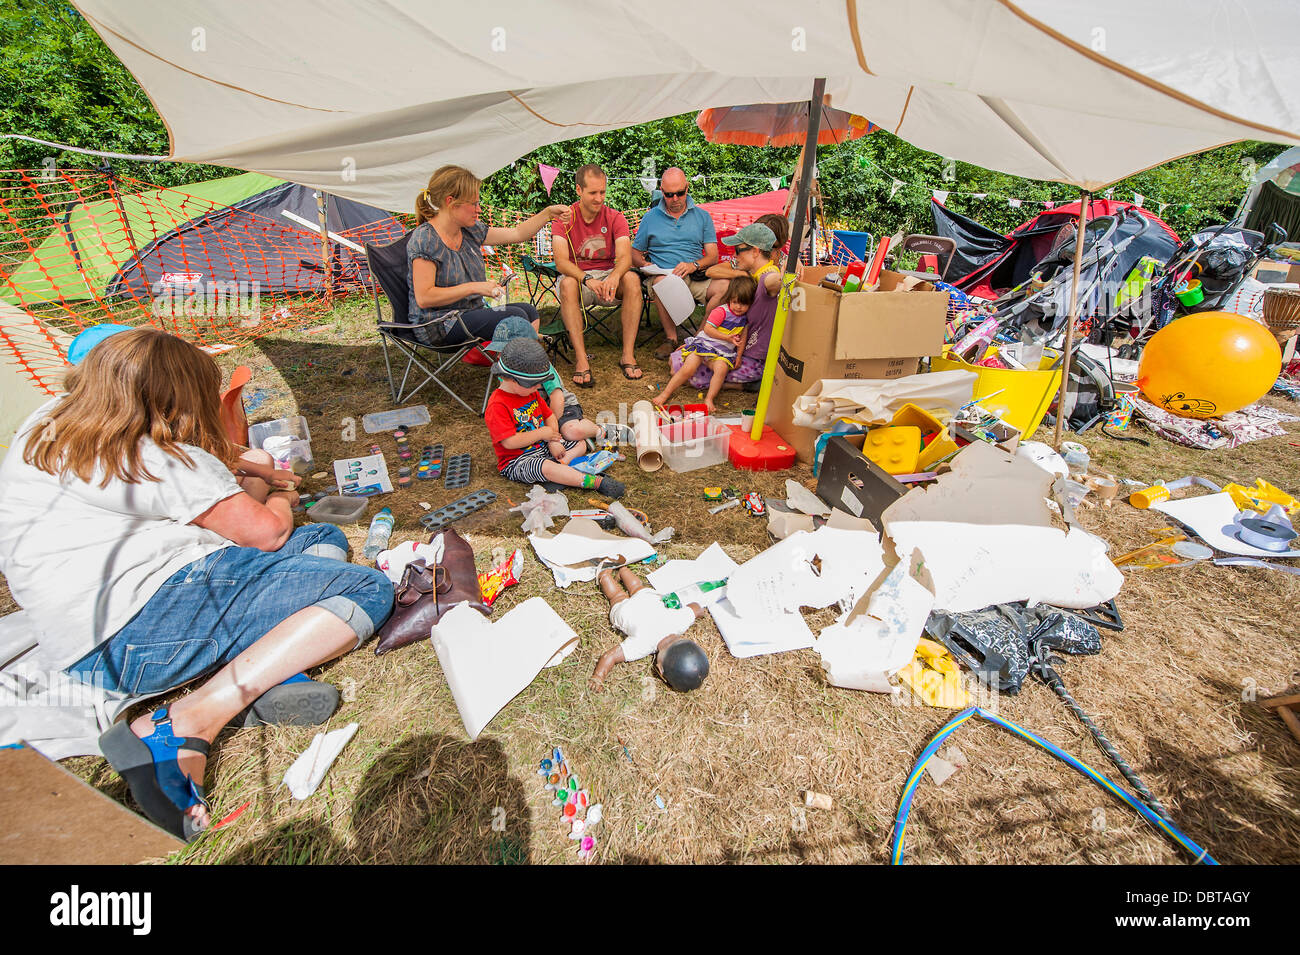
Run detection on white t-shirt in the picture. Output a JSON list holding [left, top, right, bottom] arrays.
[[0, 400, 243, 669]]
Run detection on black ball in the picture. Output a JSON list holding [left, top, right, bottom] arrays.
[[659, 640, 709, 692]]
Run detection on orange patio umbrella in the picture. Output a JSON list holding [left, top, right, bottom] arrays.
[[696, 101, 876, 148]]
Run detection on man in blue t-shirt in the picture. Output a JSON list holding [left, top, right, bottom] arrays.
[[631, 168, 719, 360]]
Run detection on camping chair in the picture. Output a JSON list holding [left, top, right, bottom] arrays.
[[896, 234, 957, 281], [365, 233, 494, 415], [518, 255, 574, 364]]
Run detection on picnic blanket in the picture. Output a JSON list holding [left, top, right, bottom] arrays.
[[1133, 397, 1300, 450]]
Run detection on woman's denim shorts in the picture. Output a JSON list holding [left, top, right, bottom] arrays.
[[66, 524, 393, 696]]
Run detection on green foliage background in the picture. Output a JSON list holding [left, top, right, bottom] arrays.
[[1, 0, 1287, 240]]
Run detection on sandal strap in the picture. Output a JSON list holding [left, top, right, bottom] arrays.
[[148, 707, 211, 757]]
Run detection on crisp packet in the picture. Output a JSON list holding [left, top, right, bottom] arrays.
[[478, 548, 523, 606]]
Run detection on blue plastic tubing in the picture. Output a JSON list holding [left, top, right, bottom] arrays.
[[890, 707, 1217, 865]]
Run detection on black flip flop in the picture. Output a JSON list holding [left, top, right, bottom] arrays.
[[572, 368, 595, 389], [619, 362, 644, 381]]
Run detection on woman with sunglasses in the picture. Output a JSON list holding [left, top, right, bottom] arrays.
[[409, 165, 572, 348]]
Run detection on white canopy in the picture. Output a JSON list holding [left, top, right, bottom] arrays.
[[76, 0, 1300, 211]]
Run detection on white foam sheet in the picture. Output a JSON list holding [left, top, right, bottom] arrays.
[[726, 526, 886, 620], [815, 551, 936, 693], [431, 598, 579, 740], [785, 479, 831, 517], [1153, 492, 1300, 559], [881, 442, 1123, 613], [709, 597, 816, 659], [529, 518, 657, 587]]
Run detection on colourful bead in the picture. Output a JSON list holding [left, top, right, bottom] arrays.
[[548, 773, 559, 786], [581, 837, 595, 852], [567, 775, 579, 790], [563, 803, 576, 817], [556, 788, 568, 802]]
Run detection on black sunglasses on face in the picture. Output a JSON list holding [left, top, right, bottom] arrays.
[[732, 244, 753, 254], [662, 189, 688, 198]]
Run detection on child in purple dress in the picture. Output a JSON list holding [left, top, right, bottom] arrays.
[[652, 275, 756, 414]]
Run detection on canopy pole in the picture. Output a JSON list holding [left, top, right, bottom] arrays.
[[750, 77, 826, 441], [1052, 191, 1091, 450], [316, 192, 333, 303]]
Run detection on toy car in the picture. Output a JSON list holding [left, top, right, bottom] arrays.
[[742, 492, 766, 516]]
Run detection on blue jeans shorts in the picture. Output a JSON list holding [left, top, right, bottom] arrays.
[[65, 524, 394, 696]]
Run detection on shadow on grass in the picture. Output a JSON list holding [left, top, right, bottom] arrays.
[[219, 734, 531, 864]]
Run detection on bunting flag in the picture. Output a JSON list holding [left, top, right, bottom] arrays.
[[769, 177, 782, 191], [1042, 200, 1054, 209], [1103, 187, 1115, 199], [538, 163, 561, 196], [1008, 198, 1022, 208], [932, 189, 949, 203], [890, 179, 903, 199], [640, 177, 657, 193], [692, 174, 706, 182], [971, 193, 986, 200], [1133, 193, 1145, 207], [1158, 202, 1169, 215]]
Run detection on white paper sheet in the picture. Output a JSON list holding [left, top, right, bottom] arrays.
[[640, 268, 697, 325], [1153, 492, 1300, 558], [785, 479, 831, 517], [816, 552, 936, 693], [708, 596, 816, 658], [529, 518, 657, 587], [646, 542, 737, 599], [282, 722, 359, 800], [431, 598, 579, 740], [726, 526, 885, 619]]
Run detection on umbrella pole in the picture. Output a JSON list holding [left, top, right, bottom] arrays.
[[750, 77, 825, 441], [1052, 190, 1091, 450]]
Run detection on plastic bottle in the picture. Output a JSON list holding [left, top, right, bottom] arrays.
[[362, 507, 395, 559], [661, 579, 728, 610]]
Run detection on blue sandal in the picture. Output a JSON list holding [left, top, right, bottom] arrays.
[[99, 706, 210, 842]]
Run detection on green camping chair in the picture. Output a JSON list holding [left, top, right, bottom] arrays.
[[365, 233, 494, 415]]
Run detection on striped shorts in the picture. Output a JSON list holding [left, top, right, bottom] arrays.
[[500, 440, 582, 484]]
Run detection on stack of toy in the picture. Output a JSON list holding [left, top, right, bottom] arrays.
[[539, 746, 603, 861]]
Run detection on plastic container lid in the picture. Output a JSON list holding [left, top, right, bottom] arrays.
[[306, 495, 368, 524]]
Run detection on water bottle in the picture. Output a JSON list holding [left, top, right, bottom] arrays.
[[363, 507, 395, 560], [661, 579, 728, 610]]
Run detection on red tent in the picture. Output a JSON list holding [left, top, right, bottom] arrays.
[[696, 189, 789, 253], [932, 198, 1179, 299]]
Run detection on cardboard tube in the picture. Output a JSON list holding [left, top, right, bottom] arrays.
[[631, 400, 663, 472]]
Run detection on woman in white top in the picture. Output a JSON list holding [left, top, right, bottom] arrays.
[[0, 328, 393, 840]]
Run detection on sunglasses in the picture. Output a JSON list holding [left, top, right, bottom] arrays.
[[661, 189, 688, 198], [732, 244, 753, 254]]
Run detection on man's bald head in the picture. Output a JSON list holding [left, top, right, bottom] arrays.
[[660, 168, 688, 192]]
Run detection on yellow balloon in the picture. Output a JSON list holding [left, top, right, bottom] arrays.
[[1137, 312, 1281, 419]]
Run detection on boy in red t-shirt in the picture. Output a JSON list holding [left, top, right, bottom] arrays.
[[484, 338, 625, 497]]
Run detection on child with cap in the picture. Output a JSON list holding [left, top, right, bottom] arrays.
[[484, 316, 628, 448], [485, 338, 626, 497], [651, 274, 756, 414]]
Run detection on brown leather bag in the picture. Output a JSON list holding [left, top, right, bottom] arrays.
[[374, 529, 489, 655]]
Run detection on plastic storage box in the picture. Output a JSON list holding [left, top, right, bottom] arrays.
[[306, 495, 368, 524], [657, 417, 731, 473], [248, 416, 313, 473]]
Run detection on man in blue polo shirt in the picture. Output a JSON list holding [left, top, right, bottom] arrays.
[[632, 168, 718, 361]]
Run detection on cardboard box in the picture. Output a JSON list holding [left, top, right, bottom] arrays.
[[1252, 259, 1300, 284], [768, 270, 948, 462]]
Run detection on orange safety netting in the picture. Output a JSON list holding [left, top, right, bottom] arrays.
[[1, 168, 845, 396]]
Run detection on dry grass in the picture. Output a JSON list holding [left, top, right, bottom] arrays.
[[6, 299, 1300, 865]]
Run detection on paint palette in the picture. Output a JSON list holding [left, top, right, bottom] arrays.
[[419, 489, 497, 531], [444, 453, 472, 490]]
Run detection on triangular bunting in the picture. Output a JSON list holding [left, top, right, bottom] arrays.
[[538, 163, 561, 196], [932, 189, 950, 203]]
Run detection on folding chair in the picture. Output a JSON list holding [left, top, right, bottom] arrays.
[[895, 234, 957, 281], [365, 233, 494, 415]]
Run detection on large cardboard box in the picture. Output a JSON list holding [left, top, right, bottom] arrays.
[[768, 269, 948, 461]]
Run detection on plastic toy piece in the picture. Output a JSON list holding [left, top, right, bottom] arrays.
[[741, 492, 766, 516], [418, 489, 497, 531], [444, 453, 472, 490], [362, 406, 431, 434], [861, 425, 923, 475]]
